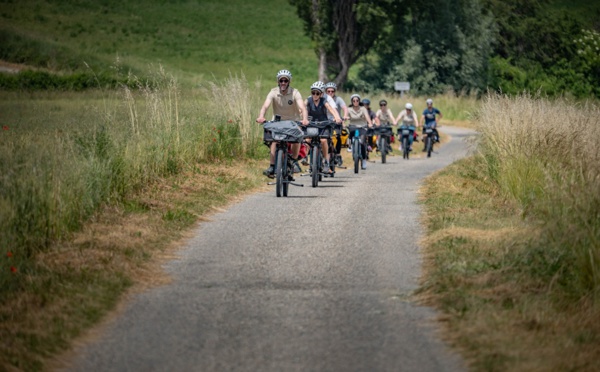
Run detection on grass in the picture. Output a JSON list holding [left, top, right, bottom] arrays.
[[0, 0, 317, 88], [418, 94, 600, 370]]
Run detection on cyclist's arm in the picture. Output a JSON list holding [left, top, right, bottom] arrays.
[[436, 110, 443, 124], [365, 108, 373, 128], [325, 102, 342, 123]]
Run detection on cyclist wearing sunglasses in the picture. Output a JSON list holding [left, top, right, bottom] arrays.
[[256, 69, 309, 177], [305, 81, 342, 173], [347, 93, 373, 169]]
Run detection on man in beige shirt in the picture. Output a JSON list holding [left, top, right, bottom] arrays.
[[256, 69, 309, 177]]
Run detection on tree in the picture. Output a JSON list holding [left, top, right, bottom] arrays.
[[289, 0, 393, 88]]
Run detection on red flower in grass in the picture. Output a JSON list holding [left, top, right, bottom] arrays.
[[10, 266, 17, 273], [6, 252, 12, 258], [2, 126, 8, 131], [228, 119, 233, 123], [212, 138, 216, 142], [212, 127, 216, 131]]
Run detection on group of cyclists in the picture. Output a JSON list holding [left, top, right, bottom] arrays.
[[256, 69, 442, 178]]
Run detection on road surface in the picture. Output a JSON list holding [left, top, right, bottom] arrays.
[[66, 127, 474, 372]]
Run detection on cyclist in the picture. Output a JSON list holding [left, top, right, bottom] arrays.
[[305, 81, 342, 173], [324, 82, 349, 157], [395, 103, 419, 152], [362, 98, 377, 152], [256, 69, 309, 178], [375, 99, 395, 152], [421, 98, 442, 145], [347, 94, 373, 169]]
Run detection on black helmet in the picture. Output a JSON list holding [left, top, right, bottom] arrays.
[[362, 98, 371, 105]]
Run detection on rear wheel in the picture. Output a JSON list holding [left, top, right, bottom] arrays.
[[275, 148, 284, 197], [403, 137, 409, 159], [283, 155, 289, 197], [311, 146, 320, 187]]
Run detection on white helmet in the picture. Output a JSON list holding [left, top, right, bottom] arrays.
[[350, 93, 361, 103], [405, 103, 413, 110], [276, 69, 292, 81], [310, 81, 325, 93], [426, 98, 433, 105], [324, 82, 337, 91]]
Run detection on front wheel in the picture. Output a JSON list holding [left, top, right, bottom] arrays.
[[311, 145, 320, 187], [426, 136, 432, 158], [379, 136, 387, 164], [275, 148, 284, 197], [403, 137, 409, 159]]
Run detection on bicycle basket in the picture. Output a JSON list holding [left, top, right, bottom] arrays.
[[374, 126, 393, 136], [263, 120, 304, 143], [305, 121, 333, 138]]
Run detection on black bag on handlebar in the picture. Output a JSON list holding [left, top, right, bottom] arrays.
[[304, 121, 335, 139], [347, 125, 367, 137], [263, 120, 305, 143], [374, 125, 393, 136]]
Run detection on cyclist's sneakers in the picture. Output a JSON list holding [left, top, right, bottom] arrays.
[[361, 159, 367, 169], [399, 145, 403, 151], [300, 157, 309, 166], [263, 165, 275, 178], [293, 160, 302, 173], [367, 145, 373, 152], [323, 159, 332, 173], [335, 154, 343, 166], [347, 146, 352, 152], [435, 137, 440, 143]]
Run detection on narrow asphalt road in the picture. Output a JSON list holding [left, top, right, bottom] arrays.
[[66, 127, 475, 372]]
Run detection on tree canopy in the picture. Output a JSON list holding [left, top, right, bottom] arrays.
[[290, 0, 600, 98]]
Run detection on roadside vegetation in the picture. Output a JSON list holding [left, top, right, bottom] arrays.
[[419, 94, 600, 370], [1, 0, 599, 370]]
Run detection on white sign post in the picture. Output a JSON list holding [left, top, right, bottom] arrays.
[[394, 81, 410, 98]]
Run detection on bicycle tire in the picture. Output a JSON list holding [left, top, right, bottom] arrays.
[[283, 154, 289, 197], [353, 137, 360, 174], [311, 145, 320, 187], [403, 137, 409, 159], [275, 148, 284, 197], [427, 136, 432, 158], [380, 137, 387, 164]]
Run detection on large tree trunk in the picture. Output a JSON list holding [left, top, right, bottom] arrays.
[[312, 0, 328, 82], [332, 0, 358, 89]]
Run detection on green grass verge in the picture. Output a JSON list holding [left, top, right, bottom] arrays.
[[419, 155, 600, 371]]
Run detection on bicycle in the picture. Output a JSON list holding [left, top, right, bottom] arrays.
[[398, 124, 415, 160], [263, 120, 305, 197], [348, 125, 368, 174], [423, 123, 435, 158], [374, 124, 393, 164], [303, 120, 335, 187]]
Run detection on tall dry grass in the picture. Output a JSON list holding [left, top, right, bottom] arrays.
[[0, 68, 264, 297], [476, 93, 600, 298]]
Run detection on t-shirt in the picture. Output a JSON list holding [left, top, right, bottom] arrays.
[[265, 87, 303, 121], [422, 107, 441, 125], [397, 109, 418, 127], [328, 96, 347, 121], [348, 106, 370, 127], [306, 97, 329, 121], [376, 109, 394, 125]]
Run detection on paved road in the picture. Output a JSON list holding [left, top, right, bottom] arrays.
[[66, 127, 474, 372]]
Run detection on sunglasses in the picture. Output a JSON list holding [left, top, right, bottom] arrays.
[[311, 91, 321, 96], [380, 104, 387, 106], [352, 99, 360, 102], [326, 89, 335, 93], [279, 79, 289, 83]]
